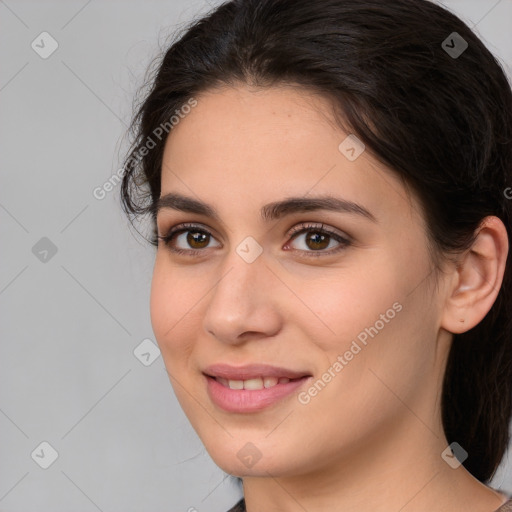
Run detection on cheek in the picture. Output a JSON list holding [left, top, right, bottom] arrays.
[[149, 256, 197, 366], [290, 252, 430, 394], [291, 258, 404, 347]]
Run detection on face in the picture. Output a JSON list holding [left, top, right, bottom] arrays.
[[150, 84, 448, 478]]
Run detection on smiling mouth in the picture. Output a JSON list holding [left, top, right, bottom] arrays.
[[209, 375, 307, 390], [204, 373, 312, 413]]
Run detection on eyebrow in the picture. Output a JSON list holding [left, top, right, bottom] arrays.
[[154, 192, 377, 223]]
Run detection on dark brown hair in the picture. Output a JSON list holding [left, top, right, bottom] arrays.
[[120, 0, 512, 483]]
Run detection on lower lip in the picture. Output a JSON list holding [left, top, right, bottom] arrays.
[[204, 374, 311, 413]]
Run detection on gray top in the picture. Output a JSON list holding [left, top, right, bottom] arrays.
[[496, 497, 512, 512], [226, 495, 512, 512]]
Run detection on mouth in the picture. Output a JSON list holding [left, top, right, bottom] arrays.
[[205, 375, 307, 390], [202, 363, 312, 413], [203, 362, 311, 381]]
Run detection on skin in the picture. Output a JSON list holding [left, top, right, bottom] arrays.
[[150, 84, 509, 512]]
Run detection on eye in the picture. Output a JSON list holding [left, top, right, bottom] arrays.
[[284, 222, 351, 258], [157, 222, 351, 258], [157, 223, 221, 257]]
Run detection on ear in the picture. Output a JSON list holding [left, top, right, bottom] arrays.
[[441, 216, 509, 334]]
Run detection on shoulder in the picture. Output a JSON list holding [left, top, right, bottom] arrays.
[[226, 497, 245, 512], [494, 495, 512, 512]]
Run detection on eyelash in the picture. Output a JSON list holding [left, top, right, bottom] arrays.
[[157, 222, 352, 259]]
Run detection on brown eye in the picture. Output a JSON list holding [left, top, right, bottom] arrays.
[[303, 231, 331, 251], [186, 231, 210, 249], [157, 223, 221, 255], [286, 223, 352, 258], [157, 222, 351, 259]]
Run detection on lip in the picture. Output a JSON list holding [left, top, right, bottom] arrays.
[[203, 363, 311, 380], [202, 363, 313, 413], [204, 374, 312, 413]]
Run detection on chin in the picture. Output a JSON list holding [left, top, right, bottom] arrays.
[[201, 436, 301, 478]]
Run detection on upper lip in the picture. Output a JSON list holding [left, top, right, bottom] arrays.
[[203, 363, 311, 380]]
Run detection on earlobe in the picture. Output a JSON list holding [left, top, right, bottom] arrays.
[[441, 216, 509, 334]]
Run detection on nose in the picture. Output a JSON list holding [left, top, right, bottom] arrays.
[[202, 248, 283, 345]]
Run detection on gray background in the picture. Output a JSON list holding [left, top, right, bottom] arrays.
[[0, 1, 511, 511]]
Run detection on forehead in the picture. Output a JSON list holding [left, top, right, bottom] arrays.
[[163, 84, 341, 169], [160, 84, 420, 229]]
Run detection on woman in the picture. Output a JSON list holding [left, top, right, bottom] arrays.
[[120, 0, 512, 510]]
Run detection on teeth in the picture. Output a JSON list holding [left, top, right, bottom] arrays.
[[215, 376, 296, 389], [264, 377, 279, 388], [228, 379, 244, 390], [243, 378, 264, 390]]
